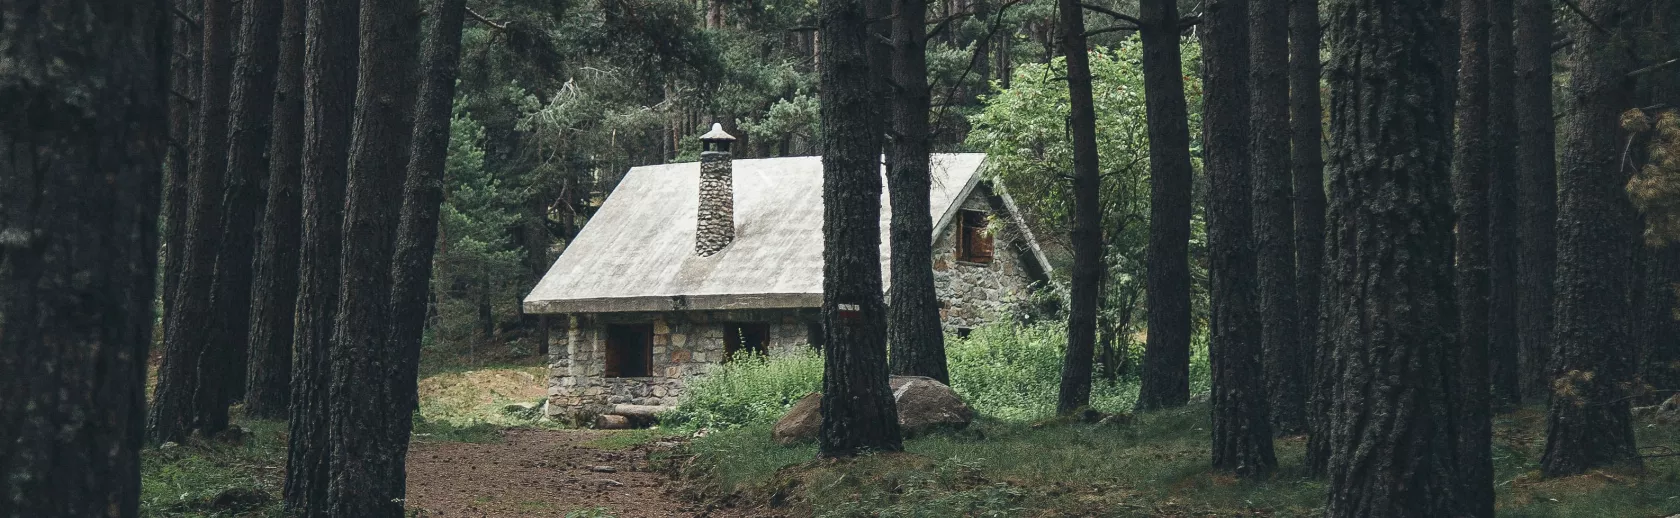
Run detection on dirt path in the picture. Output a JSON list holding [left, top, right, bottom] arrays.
[[406, 429, 743, 518]]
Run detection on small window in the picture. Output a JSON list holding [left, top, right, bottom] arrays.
[[724, 323, 771, 361], [956, 327, 974, 339], [957, 209, 994, 263], [604, 324, 653, 377], [806, 322, 826, 349]]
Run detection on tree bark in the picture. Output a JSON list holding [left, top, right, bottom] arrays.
[[1133, 0, 1194, 412], [325, 0, 421, 514], [1054, 0, 1102, 416], [1486, 0, 1521, 411], [887, 0, 950, 383], [1513, 0, 1556, 402], [163, 0, 203, 317], [1251, 0, 1303, 436], [1452, 0, 1494, 512], [1292, 0, 1331, 475], [283, 0, 358, 514], [818, 0, 904, 457], [244, 0, 307, 419], [1540, 0, 1641, 478], [1202, 0, 1276, 478], [217, 0, 285, 405], [1638, 245, 1680, 403], [1322, 0, 1462, 514], [0, 2, 167, 515], [387, 0, 469, 487], [150, 0, 239, 444]]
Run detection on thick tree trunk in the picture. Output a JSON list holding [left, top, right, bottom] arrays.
[[1486, 0, 1520, 410], [818, 0, 904, 457], [1251, 0, 1303, 436], [1322, 0, 1461, 514], [0, 2, 166, 515], [383, 0, 467, 503], [325, 0, 422, 515], [163, 0, 203, 316], [1639, 245, 1680, 402], [1540, 0, 1641, 478], [1513, 0, 1556, 402], [244, 0, 307, 419], [1452, 0, 1494, 512], [1292, 0, 1331, 475], [1054, 0, 1102, 416], [1202, 0, 1275, 478], [1133, 0, 1194, 412], [283, 0, 359, 514], [887, 0, 950, 383], [150, 0, 239, 444], [216, 0, 285, 405]]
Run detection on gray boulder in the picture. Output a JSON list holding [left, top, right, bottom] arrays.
[[770, 375, 975, 445]]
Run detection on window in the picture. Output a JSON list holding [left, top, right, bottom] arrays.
[[604, 324, 653, 377], [806, 322, 826, 349], [724, 323, 771, 361], [956, 327, 974, 339], [957, 209, 994, 263]]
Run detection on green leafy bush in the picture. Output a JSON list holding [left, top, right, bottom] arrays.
[[947, 324, 1137, 420], [662, 350, 824, 430]]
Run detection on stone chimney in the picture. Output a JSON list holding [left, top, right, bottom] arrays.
[[696, 123, 737, 256]]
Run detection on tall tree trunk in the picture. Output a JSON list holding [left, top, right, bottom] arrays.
[[1452, 0, 1494, 512], [283, 0, 359, 513], [1251, 0, 1303, 436], [217, 0, 285, 404], [887, 0, 950, 384], [1202, 0, 1275, 477], [1054, 0, 1102, 416], [163, 0, 203, 317], [818, 0, 904, 457], [0, 2, 166, 514], [1639, 245, 1680, 402], [1485, 0, 1520, 410], [385, 0, 467, 503], [326, 0, 421, 514], [1133, 0, 1194, 412], [1293, 0, 1332, 475], [1513, 0, 1556, 401], [1540, 0, 1641, 478], [150, 0, 239, 444], [244, 0, 307, 419], [1322, 0, 1461, 513]]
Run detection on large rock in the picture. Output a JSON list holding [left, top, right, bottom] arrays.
[[771, 376, 975, 445]]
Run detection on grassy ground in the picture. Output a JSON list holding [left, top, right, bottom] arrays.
[[674, 404, 1680, 517]]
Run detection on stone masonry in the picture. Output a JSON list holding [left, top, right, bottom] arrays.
[[695, 150, 735, 256]]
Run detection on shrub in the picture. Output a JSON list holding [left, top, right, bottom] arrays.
[[662, 350, 823, 430], [946, 323, 1137, 420]]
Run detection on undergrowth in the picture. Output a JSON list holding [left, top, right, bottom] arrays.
[[140, 419, 287, 517]]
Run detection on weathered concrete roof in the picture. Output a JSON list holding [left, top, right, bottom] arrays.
[[523, 153, 1049, 314]]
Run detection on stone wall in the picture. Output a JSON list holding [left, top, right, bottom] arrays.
[[695, 150, 735, 256], [931, 187, 1041, 331], [546, 308, 816, 420]]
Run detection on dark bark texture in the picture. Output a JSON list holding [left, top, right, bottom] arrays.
[[886, 0, 949, 384], [163, 0, 202, 317], [1054, 0, 1102, 416], [150, 0, 239, 444], [0, 2, 167, 515], [216, 0, 284, 405], [1321, 0, 1462, 514], [818, 0, 905, 457], [1452, 0, 1494, 512], [1638, 245, 1680, 402], [325, 0, 422, 515], [386, 0, 469, 491], [283, 0, 359, 513], [1133, 0, 1194, 412], [1513, 0, 1556, 401], [1485, 0, 1521, 410], [1202, 0, 1276, 478], [1540, 0, 1641, 478], [1251, 0, 1303, 436], [1293, 0, 1332, 474], [244, 0, 307, 419]]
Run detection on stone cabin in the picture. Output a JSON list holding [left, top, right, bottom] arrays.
[[522, 125, 1053, 421]]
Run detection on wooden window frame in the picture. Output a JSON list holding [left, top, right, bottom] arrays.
[[724, 322, 771, 361], [956, 209, 995, 264], [604, 324, 654, 378]]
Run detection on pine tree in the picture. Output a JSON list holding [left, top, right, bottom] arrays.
[[1486, 0, 1521, 410], [0, 2, 167, 514], [1513, 0, 1556, 401], [886, 0, 949, 383], [1452, 0, 1495, 512], [1134, 0, 1195, 412], [1053, 0, 1103, 416], [1251, 0, 1303, 436], [245, 0, 307, 419], [1294, 0, 1333, 475]]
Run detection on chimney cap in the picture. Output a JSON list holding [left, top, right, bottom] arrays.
[[699, 123, 736, 143]]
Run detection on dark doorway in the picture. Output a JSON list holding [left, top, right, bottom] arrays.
[[605, 324, 653, 377], [724, 323, 771, 361]]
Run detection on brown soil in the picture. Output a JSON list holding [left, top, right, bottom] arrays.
[[406, 429, 750, 518]]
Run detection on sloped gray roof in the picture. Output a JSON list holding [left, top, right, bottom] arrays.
[[523, 153, 1047, 314]]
